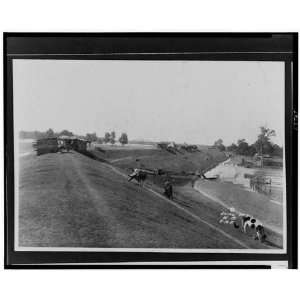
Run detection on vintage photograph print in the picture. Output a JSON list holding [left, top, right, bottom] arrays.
[[14, 59, 287, 253]]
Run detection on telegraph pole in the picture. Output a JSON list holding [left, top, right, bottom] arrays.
[[260, 141, 263, 168]]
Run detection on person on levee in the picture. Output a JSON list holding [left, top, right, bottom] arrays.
[[163, 180, 173, 200]]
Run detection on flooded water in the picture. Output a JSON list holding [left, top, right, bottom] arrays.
[[204, 158, 284, 203]]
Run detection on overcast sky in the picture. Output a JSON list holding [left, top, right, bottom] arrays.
[[13, 59, 284, 146]]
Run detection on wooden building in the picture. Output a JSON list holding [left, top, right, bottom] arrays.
[[71, 138, 88, 152], [33, 138, 59, 155]]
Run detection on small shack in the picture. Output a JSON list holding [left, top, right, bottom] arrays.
[[33, 137, 59, 155], [71, 138, 89, 152], [58, 135, 74, 151]]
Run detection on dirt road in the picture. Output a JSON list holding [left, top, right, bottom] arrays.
[[18, 151, 279, 249]]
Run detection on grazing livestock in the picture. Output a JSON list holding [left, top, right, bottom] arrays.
[[240, 215, 267, 242]]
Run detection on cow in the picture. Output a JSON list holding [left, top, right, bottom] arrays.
[[239, 215, 267, 242]]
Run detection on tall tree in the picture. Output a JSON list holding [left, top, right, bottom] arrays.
[[86, 132, 97, 142], [214, 138, 225, 151], [255, 126, 276, 167], [255, 126, 276, 155], [104, 132, 111, 143], [214, 138, 223, 147], [236, 139, 249, 155], [59, 129, 73, 137], [271, 144, 283, 157], [110, 131, 116, 145], [97, 137, 104, 144], [45, 128, 55, 138], [227, 143, 238, 152], [119, 133, 128, 146]]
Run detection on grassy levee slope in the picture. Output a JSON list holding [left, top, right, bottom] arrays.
[[87, 146, 282, 249], [18, 150, 272, 249], [91, 146, 226, 183]]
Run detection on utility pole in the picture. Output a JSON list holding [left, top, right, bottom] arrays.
[[260, 141, 263, 168]]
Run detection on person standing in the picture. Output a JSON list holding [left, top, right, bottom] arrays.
[[164, 180, 173, 200]]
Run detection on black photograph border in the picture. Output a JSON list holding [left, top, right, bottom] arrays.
[[3, 33, 298, 269]]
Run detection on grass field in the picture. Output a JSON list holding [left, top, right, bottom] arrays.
[[91, 145, 226, 176], [17, 142, 283, 250]]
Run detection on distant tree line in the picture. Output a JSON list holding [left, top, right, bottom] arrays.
[[19, 129, 73, 140], [214, 126, 283, 157], [20, 129, 129, 146], [100, 131, 128, 145]]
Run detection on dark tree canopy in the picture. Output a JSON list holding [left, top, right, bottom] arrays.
[[119, 133, 128, 145], [59, 129, 73, 137], [214, 138, 225, 151], [227, 143, 238, 152], [226, 126, 282, 157], [86, 132, 97, 142], [45, 128, 55, 138], [97, 137, 104, 144], [110, 131, 116, 144], [104, 132, 111, 143], [236, 139, 249, 155], [214, 139, 223, 147], [254, 126, 276, 155]]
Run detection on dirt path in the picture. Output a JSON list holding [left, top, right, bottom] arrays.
[[110, 154, 153, 163], [109, 156, 133, 163]]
